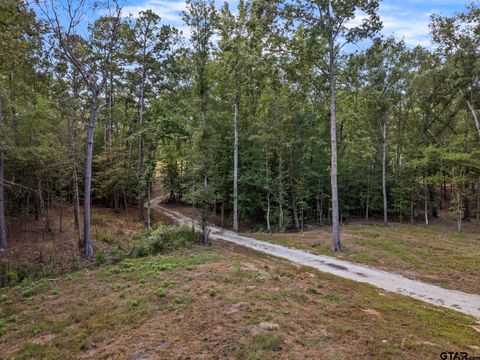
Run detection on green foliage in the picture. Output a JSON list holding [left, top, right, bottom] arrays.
[[126, 299, 139, 308], [155, 288, 167, 298], [135, 225, 200, 257], [94, 251, 108, 265]]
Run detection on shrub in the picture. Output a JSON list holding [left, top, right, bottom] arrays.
[[126, 299, 139, 308], [156, 288, 166, 298], [94, 250, 108, 265], [135, 225, 200, 257], [172, 297, 183, 305]]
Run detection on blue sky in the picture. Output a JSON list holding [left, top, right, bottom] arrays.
[[120, 0, 470, 47]]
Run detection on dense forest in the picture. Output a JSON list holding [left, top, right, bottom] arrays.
[[0, 0, 479, 257]]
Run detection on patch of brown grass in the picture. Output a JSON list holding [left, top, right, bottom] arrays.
[[250, 224, 480, 294], [0, 243, 478, 359]]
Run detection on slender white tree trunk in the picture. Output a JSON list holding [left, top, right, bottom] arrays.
[[424, 183, 429, 225], [266, 156, 271, 232], [382, 117, 388, 225], [138, 65, 146, 221], [457, 188, 463, 233], [84, 93, 98, 258], [476, 176, 480, 226], [329, 35, 340, 251], [233, 103, 239, 232], [147, 183, 151, 229]]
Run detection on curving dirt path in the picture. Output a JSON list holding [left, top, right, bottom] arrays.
[[151, 198, 480, 320]]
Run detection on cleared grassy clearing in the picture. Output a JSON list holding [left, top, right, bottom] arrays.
[[249, 224, 480, 294], [1, 243, 479, 359]]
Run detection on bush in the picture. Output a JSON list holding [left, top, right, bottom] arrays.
[[155, 288, 166, 298], [94, 251, 108, 265], [135, 225, 200, 257]]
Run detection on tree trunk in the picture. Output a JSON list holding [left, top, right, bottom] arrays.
[[9, 72, 18, 144], [457, 188, 463, 233], [463, 196, 470, 221], [316, 191, 322, 225], [277, 154, 285, 232], [37, 177, 48, 240], [424, 183, 429, 225], [68, 111, 82, 245], [83, 94, 98, 258], [220, 201, 224, 228], [410, 193, 414, 224], [233, 103, 239, 232], [266, 156, 271, 232], [0, 95, 7, 250], [382, 116, 388, 225], [443, 178, 447, 200], [290, 146, 300, 231], [147, 183, 151, 229], [266, 191, 271, 232], [291, 192, 300, 231], [476, 176, 480, 226], [328, 33, 340, 251], [138, 65, 146, 221], [467, 100, 480, 143]]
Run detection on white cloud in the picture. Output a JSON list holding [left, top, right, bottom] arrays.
[[377, 0, 463, 48], [122, 0, 187, 22], [381, 12, 433, 47]]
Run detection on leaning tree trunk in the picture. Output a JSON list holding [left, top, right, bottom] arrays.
[[467, 100, 480, 142], [382, 116, 388, 225], [329, 36, 340, 252], [233, 103, 239, 232], [0, 95, 7, 250], [83, 94, 98, 258]]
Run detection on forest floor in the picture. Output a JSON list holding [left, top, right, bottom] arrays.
[[1, 243, 480, 360], [2, 203, 480, 358], [0, 206, 146, 285]]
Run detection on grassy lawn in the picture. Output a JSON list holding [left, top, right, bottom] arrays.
[[249, 224, 480, 294], [1, 243, 479, 359]]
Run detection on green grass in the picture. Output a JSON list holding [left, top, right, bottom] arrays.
[[250, 224, 480, 293], [0, 245, 478, 359]]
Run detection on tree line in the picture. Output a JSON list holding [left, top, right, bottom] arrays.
[[0, 0, 478, 257]]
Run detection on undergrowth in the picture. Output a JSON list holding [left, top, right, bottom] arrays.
[[0, 224, 200, 288], [135, 224, 200, 257]]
